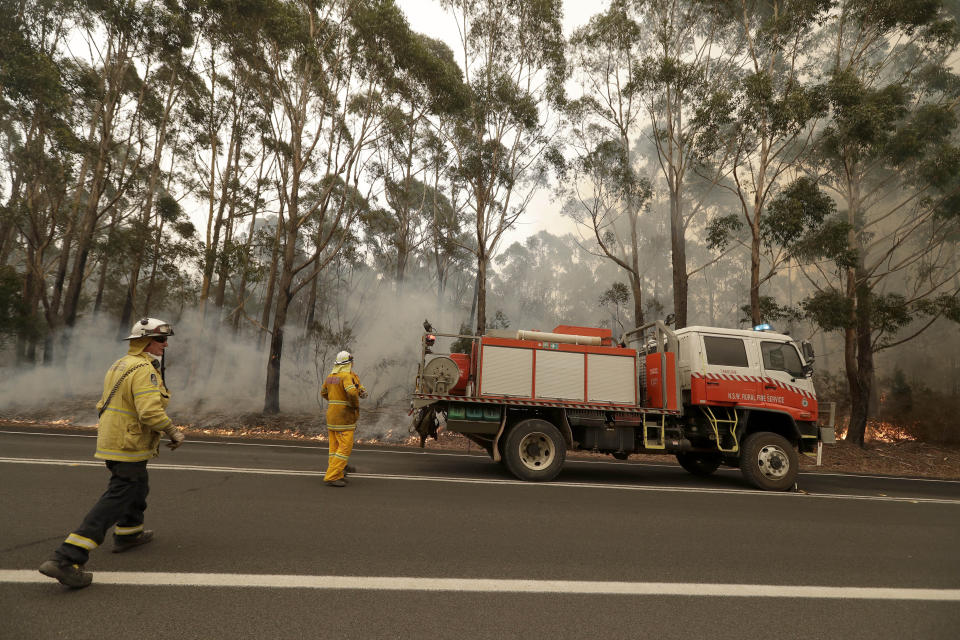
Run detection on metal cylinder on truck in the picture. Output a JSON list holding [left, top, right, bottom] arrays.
[[514, 330, 602, 346]]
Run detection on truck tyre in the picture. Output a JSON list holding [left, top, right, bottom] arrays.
[[503, 419, 566, 482], [675, 452, 721, 476], [739, 432, 798, 491]]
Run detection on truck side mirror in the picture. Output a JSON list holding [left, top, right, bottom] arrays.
[[801, 341, 815, 362]]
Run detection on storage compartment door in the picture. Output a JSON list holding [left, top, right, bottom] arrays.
[[535, 350, 585, 401], [587, 354, 636, 404], [480, 346, 533, 397]]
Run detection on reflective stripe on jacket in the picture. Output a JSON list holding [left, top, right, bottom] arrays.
[[95, 349, 172, 462], [321, 371, 362, 430]]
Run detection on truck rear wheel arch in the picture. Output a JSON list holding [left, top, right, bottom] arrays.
[[503, 408, 572, 446]]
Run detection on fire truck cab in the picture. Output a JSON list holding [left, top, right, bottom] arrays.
[[410, 321, 834, 491]]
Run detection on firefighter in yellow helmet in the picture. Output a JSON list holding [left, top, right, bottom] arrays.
[[39, 317, 185, 588], [321, 350, 367, 487]]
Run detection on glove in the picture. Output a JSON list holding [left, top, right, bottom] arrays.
[[358, 386, 368, 399], [164, 427, 185, 450]]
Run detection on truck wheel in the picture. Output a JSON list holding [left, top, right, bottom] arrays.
[[675, 452, 721, 476], [739, 432, 798, 491], [503, 419, 566, 482]]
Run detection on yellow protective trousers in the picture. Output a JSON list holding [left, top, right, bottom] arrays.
[[324, 429, 355, 481]]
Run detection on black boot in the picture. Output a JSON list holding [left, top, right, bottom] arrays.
[[112, 529, 154, 553], [39, 559, 93, 589]]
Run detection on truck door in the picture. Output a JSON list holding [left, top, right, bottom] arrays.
[[759, 340, 815, 420], [699, 334, 760, 405]]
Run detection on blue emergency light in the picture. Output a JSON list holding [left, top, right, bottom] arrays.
[[753, 323, 773, 331]]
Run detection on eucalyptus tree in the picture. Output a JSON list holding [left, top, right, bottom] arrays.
[[565, 3, 649, 326], [439, 0, 566, 335], [705, 0, 831, 326], [117, 0, 202, 331], [561, 133, 653, 326], [490, 231, 576, 323], [366, 33, 466, 289], [417, 126, 472, 305], [59, 0, 160, 333], [220, 0, 443, 413], [0, 0, 79, 360], [799, 0, 960, 445], [627, 0, 737, 329]]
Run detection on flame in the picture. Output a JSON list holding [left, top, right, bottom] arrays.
[[835, 420, 918, 443]]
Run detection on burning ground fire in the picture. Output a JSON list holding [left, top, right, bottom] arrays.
[[835, 420, 918, 443], [190, 425, 424, 447]]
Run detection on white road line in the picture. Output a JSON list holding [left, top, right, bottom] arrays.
[[1, 570, 957, 600], [2, 456, 958, 505], [4, 429, 957, 483], [0, 430, 485, 459]]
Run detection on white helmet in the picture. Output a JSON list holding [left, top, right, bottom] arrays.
[[335, 350, 353, 365], [123, 317, 175, 340]]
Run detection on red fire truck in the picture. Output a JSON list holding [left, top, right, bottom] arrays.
[[410, 321, 835, 491]]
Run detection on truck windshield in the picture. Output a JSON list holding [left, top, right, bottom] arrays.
[[761, 342, 804, 378]]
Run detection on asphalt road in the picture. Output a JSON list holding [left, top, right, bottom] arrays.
[[1, 426, 958, 640]]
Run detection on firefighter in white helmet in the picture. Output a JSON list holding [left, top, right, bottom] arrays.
[[39, 317, 185, 588], [320, 350, 367, 487]]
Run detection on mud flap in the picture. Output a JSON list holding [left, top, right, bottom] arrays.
[[411, 407, 440, 447]]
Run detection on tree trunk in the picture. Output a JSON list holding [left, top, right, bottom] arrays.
[[263, 220, 297, 414], [258, 207, 284, 350], [62, 147, 110, 328], [120, 68, 178, 330], [670, 195, 688, 328], [475, 253, 487, 335], [749, 219, 762, 325], [845, 268, 873, 445], [232, 209, 259, 334], [142, 213, 165, 315], [629, 272, 644, 327], [17, 250, 41, 364], [62, 38, 130, 331], [0, 217, 14, 266], [305, 260, 319, 330], [93, 256, 108, 315], [263, 275, 290, 414]]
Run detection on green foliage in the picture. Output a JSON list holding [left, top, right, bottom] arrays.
[[802, 289, 853, 331], [762, 177, 836, 249], [599, 282, 630, 308], [803, 289, 959, 342], [887, 366, 913, 415], [870, 293, 912, 340], [706, 213, 743, 251], [450, 322, 475, 354], [0, 266, 29, 343], [914, 293, 960, 323], [739, 295, 802, 326], [791, 215, 858, 269], [578, 139, 652, 206]]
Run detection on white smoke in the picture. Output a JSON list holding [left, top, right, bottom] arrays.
[[0, 275, 464, 440]]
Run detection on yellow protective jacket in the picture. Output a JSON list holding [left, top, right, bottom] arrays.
[[94, 339, 173, 462], [321, 365, 364, 431]]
